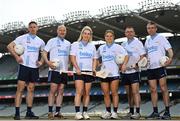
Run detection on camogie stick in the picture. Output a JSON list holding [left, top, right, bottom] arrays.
[[60, 70, 109, 79]]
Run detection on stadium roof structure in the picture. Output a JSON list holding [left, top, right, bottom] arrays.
[[0, 0, 180, 53]]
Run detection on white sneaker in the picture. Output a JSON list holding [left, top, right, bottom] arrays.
[[131, 112, 141, 119], [101, 111, 111, 119], [83, 112, 90, 120], [75, 112, 83, 120], [111, 112, 118, 119]]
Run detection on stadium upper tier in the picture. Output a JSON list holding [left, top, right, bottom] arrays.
[[0, 0, 180, 53]]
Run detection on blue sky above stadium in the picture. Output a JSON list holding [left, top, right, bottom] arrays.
[[0, 0, 179, 27]]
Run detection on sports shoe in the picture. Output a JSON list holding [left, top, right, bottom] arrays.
[[25, 111, 39, 119], [82, 112, 90, 120], [146, 112, 160, 119], [75, 112, 83, 120], [54, 112, 64, 119], [131, 112, 141, 119], [48, 112, 54, 120], [13, 115, 20, 120], [101, 111, 111, 119], [161, 111, 171, 120], [111, 112, 118, 119]]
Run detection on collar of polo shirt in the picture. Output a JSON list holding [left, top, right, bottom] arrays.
[[28, 33, 36, 39]]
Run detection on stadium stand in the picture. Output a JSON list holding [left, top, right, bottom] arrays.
[[169, 37, 180, 65], [0, 55, 18, 80]]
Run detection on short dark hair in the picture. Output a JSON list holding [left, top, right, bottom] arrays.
[[147, 21, 157, 27], [125, 25, 134, 30], [104, 30, 115, 37], [28, 21, 37, 26]]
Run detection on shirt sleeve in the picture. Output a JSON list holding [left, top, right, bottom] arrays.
[[44, 39, 52, 52], [13, 36, 22, 45], [40, 40, 45, 52], [67, 42, 71, 55], [70, 42, 77, 56], [119, 45, 128, 56], [161, 36, 172, 50]]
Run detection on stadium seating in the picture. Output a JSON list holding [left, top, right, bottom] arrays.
[[169, 38, 180, 65], [0, 55, 18, 80]]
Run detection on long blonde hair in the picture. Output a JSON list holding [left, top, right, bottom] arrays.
[[77, 26, 93, 42]]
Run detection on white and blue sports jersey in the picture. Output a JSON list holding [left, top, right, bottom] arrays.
[[145, 33, 172, 69], [122, 37, 146, 74], [97, 43, 128, 77], [70, 41, 97, 71], [14, 33, 45, 68], [44, 37, 71, 72]]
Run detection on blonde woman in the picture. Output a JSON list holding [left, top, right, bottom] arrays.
[[70, 26, 97, 120], [97, 30, 128, 119]]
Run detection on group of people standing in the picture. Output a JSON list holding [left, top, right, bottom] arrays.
[[7, 21, 173, 120]]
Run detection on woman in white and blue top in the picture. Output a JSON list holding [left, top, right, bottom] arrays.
[[70, 26, 97, 120], [97, 30, 128, 119]]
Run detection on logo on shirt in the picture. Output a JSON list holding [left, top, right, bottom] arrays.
[[58, 49, 68, 56], [27, 46, 39, 52], [79, 51, 92, 59], [102, 55, 114, 62]]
